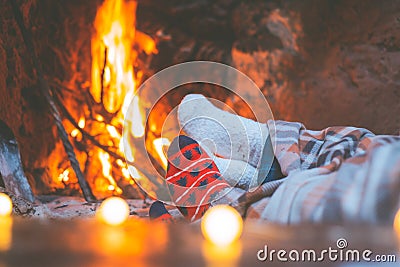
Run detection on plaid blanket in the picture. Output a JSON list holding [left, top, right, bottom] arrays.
[[227, 121, 400, 224]]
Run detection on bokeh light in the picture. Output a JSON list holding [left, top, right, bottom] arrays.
[[201, 205, 243, 246], [0, 193, 12, 217], [0, 216, 12, 252], [97, 197, 130, 226]]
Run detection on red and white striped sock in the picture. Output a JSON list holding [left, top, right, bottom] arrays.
[[165, 135, 230, 222]]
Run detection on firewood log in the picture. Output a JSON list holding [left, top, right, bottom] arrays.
[[0, 120, 35, 202]]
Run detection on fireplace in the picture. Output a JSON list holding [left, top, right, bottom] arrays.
[[1, 0, 400, 204]]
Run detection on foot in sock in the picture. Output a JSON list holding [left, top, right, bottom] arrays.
[[177, 94, 269, 168], [165, 135, 231, 222], [149, 201, 174, 222]]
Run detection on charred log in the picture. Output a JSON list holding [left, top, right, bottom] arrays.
[[0, 120, 34, 202]]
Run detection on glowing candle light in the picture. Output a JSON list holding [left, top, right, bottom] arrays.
[[97, 197, 130, 226], [201, 205, 243, 246], [0, 193, 12, 217]]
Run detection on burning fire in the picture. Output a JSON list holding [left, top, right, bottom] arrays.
[[153, 138, 171, 169], [58, 0, 170, 197]]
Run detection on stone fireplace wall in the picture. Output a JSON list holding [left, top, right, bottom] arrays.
[[1, 0, 399, 194]]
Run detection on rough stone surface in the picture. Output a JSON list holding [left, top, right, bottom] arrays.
[[140, 0, 400, 134], [0, 0, 101, 194], [0, 187, 34, 216], [230, 0, 400, 134]]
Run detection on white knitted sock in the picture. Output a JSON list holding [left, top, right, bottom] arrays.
[[177, 94, 268, 168], [213, 157, 258, 190]]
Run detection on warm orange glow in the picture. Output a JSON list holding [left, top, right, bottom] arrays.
[[150, 123, 157, 132], [0, 217, 12, 252], [88, 0, 158, 194], [58, 169, 70, 183], [97, 220, 168, 258], [201, 205, 243, 246], [91, 0, 136, 113], [125, 95, 145, 138], [108, 185, 115, 191], [0, 193, 12, 217], [153, 137, 171, 169], [128, 166, 141, 179], [97, 197, 130, 226], [99, 151, 122, 194], [122, 167, 131, 180], [95, 114, 104, 122], [70, 129, 79, 138], [116, 159, 124, 166], [91, 0, 151, 139], [394, 209, 400, 236], [135, 31, 158, 55], [78, 117, 85, 128], [57, 0, 160, 196], [70, 118, 84, 141], [104, 65, 111, 86], [99, 151, 112, 178], [106, 125, 121, 139], [202, 240, 242, 267]]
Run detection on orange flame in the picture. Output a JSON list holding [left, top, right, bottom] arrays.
[[59, 0, 161, 197], [88, 0, 158, 195], [99, 151, 122, 194], [91, 0, 137, 113], [91, 0, 138, 192], [153, 138, 171, 169], [91, 0, 149, 141]]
